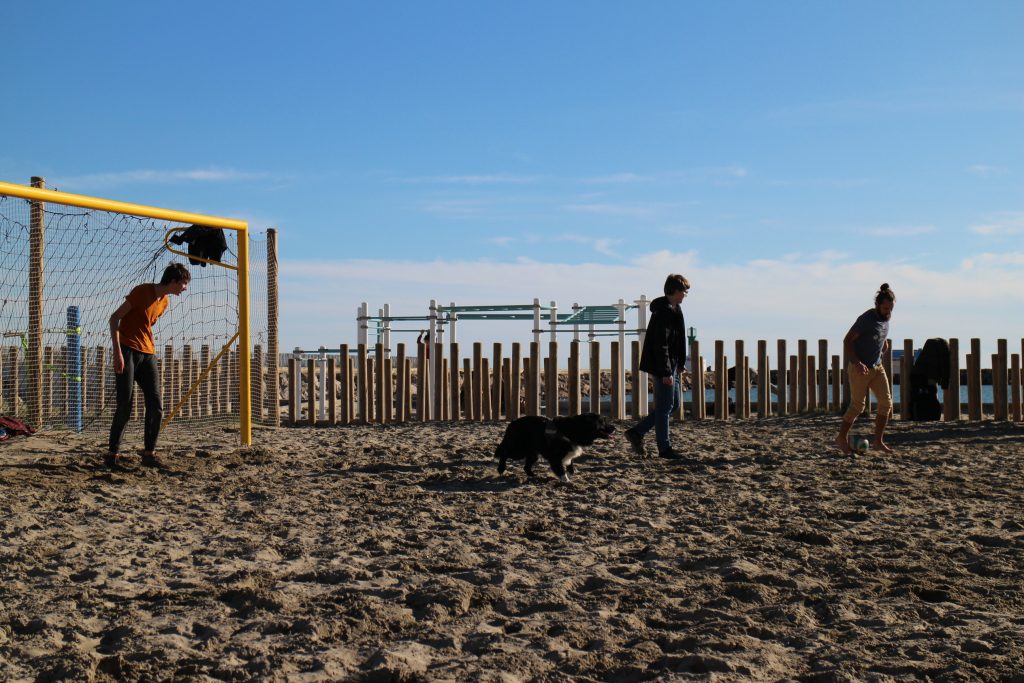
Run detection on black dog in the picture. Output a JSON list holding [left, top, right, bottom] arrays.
[[495, 413, 616, 482]]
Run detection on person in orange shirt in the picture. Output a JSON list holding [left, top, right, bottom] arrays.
[[106, 263, 190, 471]]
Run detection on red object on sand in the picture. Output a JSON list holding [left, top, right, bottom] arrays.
[[0, 416, 36, 440]]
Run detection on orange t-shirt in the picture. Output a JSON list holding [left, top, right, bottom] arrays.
[[118, 284, 169, 355]]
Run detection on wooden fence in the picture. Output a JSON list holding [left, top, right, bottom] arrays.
[[281, 337, 1024, 426], [0, 342, 280, 429]]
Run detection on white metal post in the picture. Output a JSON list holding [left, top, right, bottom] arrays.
[[549, 300, 557, 343], [449, 301, 457, 344], [358, 302, 368, 347], [617, 298, 627, 418], [428, 299, 437, 346], [382, 304, 391, 360], [533, 298, 541, 346], [572, 303, 580, 343], [636, 294, 649, 417]]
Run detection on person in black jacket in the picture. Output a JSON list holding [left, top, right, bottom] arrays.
[[624, 274, 690, 459]]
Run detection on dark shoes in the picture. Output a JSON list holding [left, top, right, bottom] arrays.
[[624, 428, 645, 456], [140, 452, 165, 469], [105, 452, 136, 472], [658, 447, 683, 460]]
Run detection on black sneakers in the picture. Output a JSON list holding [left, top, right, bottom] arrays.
[[624, 428, 645, 456], [140, 453, 165, 469], [657, 447, 683, 460]]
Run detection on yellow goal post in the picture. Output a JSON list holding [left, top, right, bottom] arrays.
[[0, 180, 253, 446]]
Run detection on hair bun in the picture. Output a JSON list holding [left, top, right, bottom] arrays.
[[880, 283, 890, 291]]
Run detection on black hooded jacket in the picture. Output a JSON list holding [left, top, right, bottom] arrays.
[[169, 225, 228, 267], [639, 296, 687, 377]]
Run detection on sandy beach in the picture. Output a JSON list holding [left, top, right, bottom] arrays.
[[1, 416, 1022, 681]]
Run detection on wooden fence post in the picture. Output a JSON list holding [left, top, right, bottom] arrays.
[[788, 355, 798, 415], [416, 342, 427, 421], [831, 355, 841, 413], [510, 343, 522, 421], [528, 342, 540, 417], [568, 341, 580, 416], [969, 338, 982, 420], [690, 340, 703, 420], [546, 341, 558, 418], [462, 358, 473, 421], [433, 343, 444, 421], [449, 342, 461, 422], [776, 340, 787, 416], [306, 357, 316, 426], [944, 338, 960, 421], [797, 340, 808, 413], [630, 340, 641, 419], [287, 357, 297, 425], [610, 342, 621, 419], [995, 339, 1008, 421], [491, 343, 503, 420], [1011, 353, 1022, 423], [481, 358, 491, 419], [473, 342, 484, 421], [327, 357, 337, 424], [817, 340, 828, 411], [589, 341, 600, 415], [734, 340, 745, 418], [807, 356, 817, 413], [757, 340, 769, 418], [395, 343, 406, 423], [404, 358, 413, 419], [714, 341, 725, 420], [502, 358, 511, 421]]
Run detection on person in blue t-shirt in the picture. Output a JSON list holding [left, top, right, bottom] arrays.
[[835, 283, 896, 456]]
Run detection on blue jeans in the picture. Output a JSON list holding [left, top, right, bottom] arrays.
[[632, 372, 678, 453]]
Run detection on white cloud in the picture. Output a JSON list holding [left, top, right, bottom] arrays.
[[563, 203, 657, 218], [766, 177, 874, 189], [401, 174, 538, 185], [864, 225, 936, 237], [53, 168, 274, 191], [969, 212, 1024, 236], [961, 252, 1024, 269], [278, 251, 1024, 360], [581, 166, 747, 185], [421, 199, 490, 217], [966, 164, 1008, 177]]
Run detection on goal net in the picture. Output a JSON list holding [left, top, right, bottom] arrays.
[[0, 180, 271, 446]]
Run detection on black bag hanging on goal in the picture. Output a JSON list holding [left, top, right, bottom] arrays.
[[909, 338, 950, 421], [169, 225, 228, 266]]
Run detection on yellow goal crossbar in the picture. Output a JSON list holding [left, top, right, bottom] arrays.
[[0, 180, 252, 446]]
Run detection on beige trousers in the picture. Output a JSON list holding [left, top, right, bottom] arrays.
[[843, 362, 892, 422]]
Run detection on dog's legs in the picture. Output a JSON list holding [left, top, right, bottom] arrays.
[[525, 452, 539, 477], [558, 445, 583, 483], [497, 453, 508, 474]]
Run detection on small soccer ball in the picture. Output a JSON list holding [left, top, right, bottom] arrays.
[[855, 438, 870, 454]]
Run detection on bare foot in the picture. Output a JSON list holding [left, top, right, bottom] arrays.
[[835, 436, 854, 456], [873, 441, 893, 453]]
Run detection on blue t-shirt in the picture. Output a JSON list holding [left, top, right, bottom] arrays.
[[850, 308, 889, 367]]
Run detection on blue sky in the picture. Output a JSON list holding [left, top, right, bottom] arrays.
[[5, 2, 1023, 355]]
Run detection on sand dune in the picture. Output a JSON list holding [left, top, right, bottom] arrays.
[[1, 417, 1022, 681]]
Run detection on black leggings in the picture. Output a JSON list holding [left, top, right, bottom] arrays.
[[109, 345, 162, 454]]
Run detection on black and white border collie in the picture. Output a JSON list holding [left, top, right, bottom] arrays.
[[495, 413, 616, 482]]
